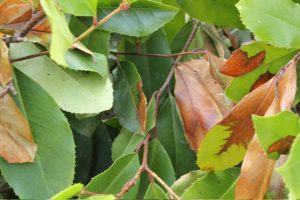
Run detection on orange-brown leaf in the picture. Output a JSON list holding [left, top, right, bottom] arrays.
[[235, 62, 297, 199], [268, 136, 295, 154], [0, 89, 37, 163], [221, 49, 265, 77], [137, 80, 147, 133], [175, 60, 231, 151], [0, 39, 12, 86], [0, 0, 32, 25], [251, 72, 274, 91]]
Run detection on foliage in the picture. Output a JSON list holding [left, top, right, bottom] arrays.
[[1, 0, 300, 199]]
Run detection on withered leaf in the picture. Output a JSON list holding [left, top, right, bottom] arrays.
[[250, 72, 274, 92], [0, 0, 32, 26], [197, 58, 296, 171], [0, 88, 37, 163], [221, 49, 265, 77], [268, 136, 295, 154], [174, 60, 231, 151], [235, 62, 297, 199], [0, 39, 12, 86]]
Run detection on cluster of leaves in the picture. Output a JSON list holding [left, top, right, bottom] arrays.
[[1, 0, 300, 199]]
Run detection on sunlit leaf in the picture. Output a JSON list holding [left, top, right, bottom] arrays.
[[0, 39, 12, 86], [58, 0, 98, 16], [50, 183, 84, 200]]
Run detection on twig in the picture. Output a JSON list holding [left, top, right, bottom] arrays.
[[3, 10, 45, 43], [111, 51, 208, 58], [10, 51, 49, 63], [0, 81, 16, 98], [73, 0, 129, 43], [146, 168, 180, 200]]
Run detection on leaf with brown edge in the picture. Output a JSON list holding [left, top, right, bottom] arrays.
[[0, 88, 37, 163], [221, 49, 266, 77], [268, 136, 295, 155], [137, 80, 147, 133], [235, 61, 297, 199], [174, 60, 232, 151], [197, 59, 297, 171], [0, 39, 12, 86]]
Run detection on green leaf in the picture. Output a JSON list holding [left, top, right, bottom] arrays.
[[66, 113, 101, 137], [237, 0, 300, 48], [40, 0, 74, 66], [144, 183, 168, 199], [50, 183, 84, 200], [181, 168, 240, 199], [59, 0, 98, 16], [90, 123, 113, 177], [277, 134, 300, 198], [112, 129, 144, 161], [145, 96, 156, 134], [226, 42, 297, 102], [125, 30, 172, 99], [0, 70, 75, 199], [69, 17, 110, 55], [138, 139, 176, 198], [73, 131, 93, 184], [98, 0, 178, 37], [170, 21, 193, 54], [176, 0, 243, 28], [81, 154, 140, 199], [10, 42, 113, 114], [113, 61, 145, 133], [65, 50, 108, 77], [171, 170, 206, 196], [253, 111, 300, 159], [157, 96, 196, 178]]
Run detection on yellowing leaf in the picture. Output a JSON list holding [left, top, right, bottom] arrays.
[[0, 88, 37, 163], [0, 39, 12, 86], [174, 60, 231, 151], [197, 60, 296, 170]]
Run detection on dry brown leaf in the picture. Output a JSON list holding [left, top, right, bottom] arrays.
[[137, 80, 147, 133], [0, 0, 32, 25], [0, 39, 12, 86], [174, 60, 232, 151], [235, 62, 297, 199], [0, 88, 37, 163], [250, 72, 274, 92], [221, 49, 265, 77]]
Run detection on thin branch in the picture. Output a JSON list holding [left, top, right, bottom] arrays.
[[73, 0, 129, 43], [4, 10, 46, 43], [0, 81, 16, 98], [111, 51, 208, 58], [10, 51, 49, 63], [146, 168, 181, 200], [116, 134, 151, 199]]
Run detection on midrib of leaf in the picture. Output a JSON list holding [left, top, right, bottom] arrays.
[[102, 155, 137, 193], [238, 6, 300, 32]]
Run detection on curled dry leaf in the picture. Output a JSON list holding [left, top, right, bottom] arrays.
[[0, 39, 12, 86], [174, 59, 232, 151], [221, 49, 266, 77], [0, 88, 37, 163], [197, 58, 296, 171], [250, 72, 274, 92], [235, 61, 297, 199]]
